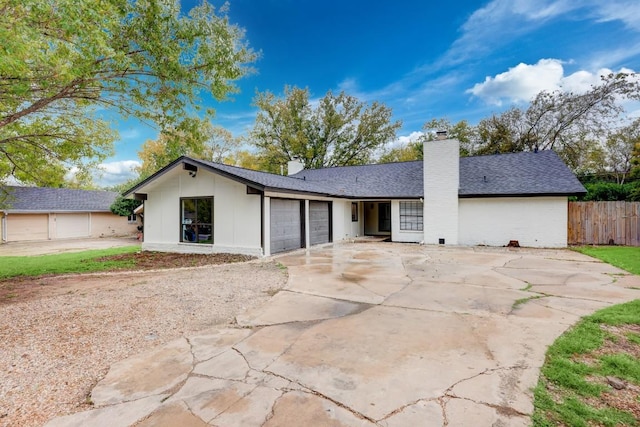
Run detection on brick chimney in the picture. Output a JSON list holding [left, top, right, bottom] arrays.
[[423, 138, 459, 245]]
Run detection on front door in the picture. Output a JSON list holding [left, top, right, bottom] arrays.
[[378, 202, 391, 232]]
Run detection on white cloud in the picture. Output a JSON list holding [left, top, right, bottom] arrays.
[[394, 131, 423, 147], [467, 59, 637, 105], [467, 59, 564, 105], [592, 1, 640, 31], [95, 160, 141, 187], [440, 0, 640, 68]]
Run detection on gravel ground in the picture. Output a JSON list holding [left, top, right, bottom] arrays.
[[0, 260, 287, 427]]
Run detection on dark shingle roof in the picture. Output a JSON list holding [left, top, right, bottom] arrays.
[[124, 149, 585, 199], [291, 161, 424, 198], [1, 186, 118, 212], [459, 150, 586, 197], [197, 160, 332, 195]]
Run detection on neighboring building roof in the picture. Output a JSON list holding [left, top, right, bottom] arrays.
[[459, 150, 586, 197], [124, 149, 585, 199], [1, 186, 118, 212]]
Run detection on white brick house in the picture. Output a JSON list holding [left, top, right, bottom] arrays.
[[124, 139, 585, 256]]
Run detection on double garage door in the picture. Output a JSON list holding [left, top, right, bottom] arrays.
[[5, 213, 90, 242], [270, 199, 331, 254]]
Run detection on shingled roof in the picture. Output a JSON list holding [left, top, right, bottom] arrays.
[[459, 150, 586, 197], [1, 186, 118, 212], [125, 149, 585, 199], [290, 161, 424, 198]]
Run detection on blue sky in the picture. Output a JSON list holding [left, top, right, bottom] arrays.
[[100, 0, 640, 186]]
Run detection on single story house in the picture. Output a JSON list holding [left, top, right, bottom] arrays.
[[0, 186, 139, 243], [123, 138, 586, 256]]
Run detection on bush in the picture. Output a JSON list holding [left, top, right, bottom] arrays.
[[110, 195, 141, 216], [580, 181, 640, 201]]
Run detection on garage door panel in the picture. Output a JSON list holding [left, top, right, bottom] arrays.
[[56, 213, 90, 239], [270, 199, 302, 254], [309, 201, 331, 246], [7, 214, 49, 241]]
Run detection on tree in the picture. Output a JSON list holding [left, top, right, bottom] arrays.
[[110, 195, 141, 216], [378, 118, 478, 164], [422, 118, 478, 156], [474, 73, 640, 171], [250, 86, 402, 172], [603, 118, 640, 184], [378, 142, 422, 163], [136, 119, 243, 177], [0, 0, 256, 186], [206, 126, 243, 163]]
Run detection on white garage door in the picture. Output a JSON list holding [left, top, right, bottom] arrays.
[[6, 214, 49, 241], [309, 201, 331, 246], [56, 213, 90, 239], [270, 199, 303, 254]]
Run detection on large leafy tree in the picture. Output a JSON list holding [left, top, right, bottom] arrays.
[[378, 118, 477, 164], [0, 0, 256, 186], [250, 86, 402, 173], [604, 118, 640, 184], [136, 118, 242, 177], [475, 73, 640, 171]]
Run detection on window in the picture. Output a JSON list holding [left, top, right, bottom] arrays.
[[127, 213, 137, 223], [351, 202, 358, 222], [400, 201, 423, 231], [180, 197, 213, 244]]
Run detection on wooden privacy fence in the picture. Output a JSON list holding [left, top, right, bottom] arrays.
[[568, 201, 640, 246]]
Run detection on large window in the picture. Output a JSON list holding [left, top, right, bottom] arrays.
[[400, 201, 423, 231], [180, 197, 213, 244]]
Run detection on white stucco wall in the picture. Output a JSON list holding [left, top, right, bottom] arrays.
[[458, 196, 568, 248], [424, 139, 459, 245], [391, 200, 423, 243], [331, 199, 362, 242], [142, 168, 262, 255]]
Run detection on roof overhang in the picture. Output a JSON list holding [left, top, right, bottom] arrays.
[[1, 209, 112, 214], [123, 157, 267, 198], [458, 191, 587, 198]]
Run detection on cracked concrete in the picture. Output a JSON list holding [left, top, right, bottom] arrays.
[[43, 242, 640, 426]]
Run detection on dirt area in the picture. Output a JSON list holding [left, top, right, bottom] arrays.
[[0, 252, 254, 303], [0, 256, 288, 427]]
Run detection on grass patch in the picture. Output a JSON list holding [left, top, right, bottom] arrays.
[[512, 294, 544, 310], [627, 332, 640, 345], [573, 246, 640, 275], [0, 246, 140, 279], [520, 283, 533, 292], [533, 299, 640, 426]]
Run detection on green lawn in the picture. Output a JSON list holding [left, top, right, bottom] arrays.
[[0, 246, 140, 279], [573, 246, 640, 275], [532, 300, 640, 427], [532, 246, 640, 426]]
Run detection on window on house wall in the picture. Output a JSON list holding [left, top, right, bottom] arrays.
[[180, 197, 213, 244], [400, 201, 423, 231], [351, 202, 358, 222], [127, 213, 137, 223]]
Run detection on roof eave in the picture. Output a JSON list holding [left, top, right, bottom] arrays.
[[122, 157, 267, 198], [458, 191, 587, 198]]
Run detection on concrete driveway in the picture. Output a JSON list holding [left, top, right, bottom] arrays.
[[45, 243, 640, 427]]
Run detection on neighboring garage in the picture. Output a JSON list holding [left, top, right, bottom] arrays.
[[309, 201, 332, 245], [6, 213, 49, 241], [56, 213, 91, 239], [270, 198, 304, 254], [1, 186, 138, 243]]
